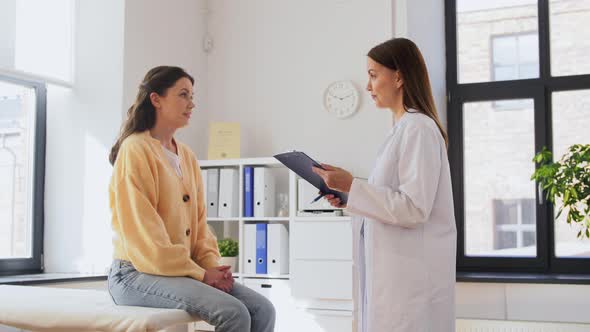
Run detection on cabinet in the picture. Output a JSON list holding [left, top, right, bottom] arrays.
[[197, 157, 353, 332]]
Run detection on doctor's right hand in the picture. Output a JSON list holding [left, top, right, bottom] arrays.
[[312, 163, 353, 193], [323, 193, 347, 209]]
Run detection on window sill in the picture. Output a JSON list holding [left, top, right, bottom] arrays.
[[4, 272, 589, 285], [457, 271, 590, 285], [0, 273, 107, 286]]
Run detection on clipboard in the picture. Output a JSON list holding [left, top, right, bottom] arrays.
[[273, 151, 348, 204]]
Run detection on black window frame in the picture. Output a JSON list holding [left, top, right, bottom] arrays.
[[0, 74, 46, 276], [446, 0, 590, 275]]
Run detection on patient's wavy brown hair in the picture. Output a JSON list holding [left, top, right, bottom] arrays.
[[109, 66, 194, 165]]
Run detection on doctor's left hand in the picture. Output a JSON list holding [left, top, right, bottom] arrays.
[[312, 163, 353, 193]]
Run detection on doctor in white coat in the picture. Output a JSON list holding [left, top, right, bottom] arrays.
[[313, 38, 456, 332]]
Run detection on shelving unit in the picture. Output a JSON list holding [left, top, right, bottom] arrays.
[[199, 157, 293, 283], [206, 217, 239, 222], [293, 216, 351, 222], [197, 157, 354, 332]]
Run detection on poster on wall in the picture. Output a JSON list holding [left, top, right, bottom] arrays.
[[208, 122, 240, 159]]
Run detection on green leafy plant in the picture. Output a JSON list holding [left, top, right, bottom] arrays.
[[531, 144, 590, 238], [217, 238, 239, 257]]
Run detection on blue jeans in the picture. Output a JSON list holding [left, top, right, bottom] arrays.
[[108, 259, 275, 332]]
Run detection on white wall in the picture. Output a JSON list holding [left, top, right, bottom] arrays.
[[122, 0, 209, 157], [206, 0, 393, 178], [43, 0, 125, 273], [398, 0, 447, 127], [457, 282, 590, 324], [0, 0, 16, 69]]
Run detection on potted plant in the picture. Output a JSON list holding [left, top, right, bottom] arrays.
[[531, 144, 590, 238], [217, 238, 239, 272]]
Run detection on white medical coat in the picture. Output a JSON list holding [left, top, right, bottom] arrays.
[[346, 111, 456, 332]]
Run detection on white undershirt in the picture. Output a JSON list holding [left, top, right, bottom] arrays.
[[162, 147, 182, 177]]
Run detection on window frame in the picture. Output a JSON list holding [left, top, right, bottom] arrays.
[[446, 0, 590, 274], [0, 74, 46, 276]]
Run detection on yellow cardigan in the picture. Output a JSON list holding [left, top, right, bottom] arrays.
[[109, 131, 219, 281]]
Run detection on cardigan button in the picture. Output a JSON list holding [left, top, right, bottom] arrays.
[[186, 229, 191, 236], [183, 194, 190, 202]]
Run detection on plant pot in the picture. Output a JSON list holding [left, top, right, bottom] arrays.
[[218, 256, 238, 273]]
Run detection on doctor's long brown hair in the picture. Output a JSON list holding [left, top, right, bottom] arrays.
[[368, 38, 448, 148], [109, 66, 194, 165]]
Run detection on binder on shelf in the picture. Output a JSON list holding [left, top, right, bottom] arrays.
[[254, 167, 276, 217], [256, 223, 268, 274], [206, 168, 219, 218], [268, 224, 289, 275], [244, 224, 257, 274], [201, 169, 208, 209], [244, 167, 254, 217], [218, 168, 238, 218]]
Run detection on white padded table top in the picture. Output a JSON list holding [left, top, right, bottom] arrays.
[[0, 285, 200, 332]]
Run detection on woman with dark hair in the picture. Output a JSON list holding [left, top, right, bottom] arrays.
[[313, 38, 456, 331], [108, 66, 275, 332]]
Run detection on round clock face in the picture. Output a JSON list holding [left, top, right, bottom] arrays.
[[324, 80, 360, 119]]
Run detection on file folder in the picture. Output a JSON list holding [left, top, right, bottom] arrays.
[[244, 167, 254, 217], [254, 167, 276, 217], [218, 168, 238, 218], [256, 224, 268, 274], [244, 224, 257, 274], [201, 169, 208, 210], [268, 224, 289, 275], [206, 168, 219, 218]]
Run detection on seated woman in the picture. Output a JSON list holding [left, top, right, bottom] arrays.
[[107, 66, 275, 332]]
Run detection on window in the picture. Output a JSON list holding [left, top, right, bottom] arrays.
[[462, 99, 537, 258], [1, 0, 74, 84], [492, 33, 538, 110], [0, 0, 73, 276], [493, 199, 536, 252], [447, 0, 590, 274], [492, 33, 539, 82], [0, 75, 46, 274]]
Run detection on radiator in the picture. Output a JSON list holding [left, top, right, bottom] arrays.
[[456, 319, 590, 332]]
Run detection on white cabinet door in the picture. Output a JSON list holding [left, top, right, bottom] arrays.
[[291, 218, 353, 305], [292, 309, 353, 332], [292, 260, 352, 300], [292, 219, 352, 260], [243, 278, 353, 332], [243, 279, 295, 332], [243, 279, 291, 305]]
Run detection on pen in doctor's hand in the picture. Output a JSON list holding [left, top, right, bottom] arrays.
[[310, 193, 326, 204]]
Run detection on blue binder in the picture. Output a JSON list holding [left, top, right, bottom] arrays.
[[244, 167, 254, 217], [256, 224, 267, 274]]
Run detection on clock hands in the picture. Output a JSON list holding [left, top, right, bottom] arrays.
[[338, 92, 354, 100], [328, 91, 355, 100]]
